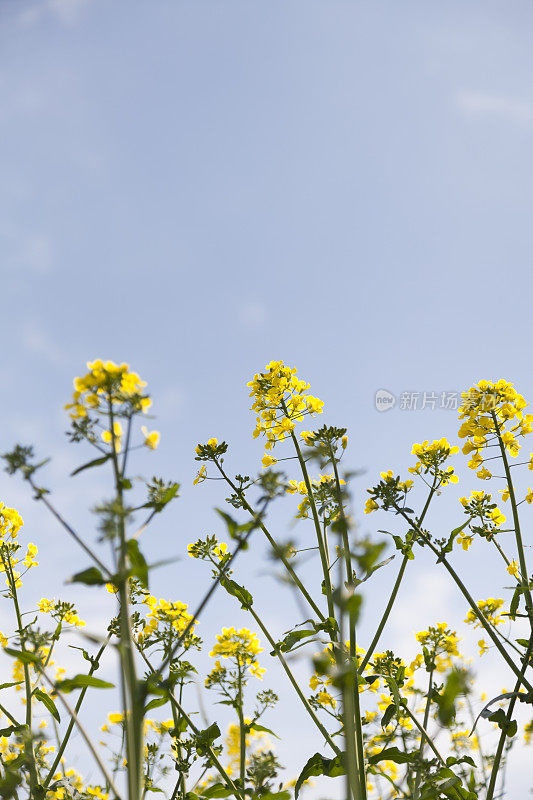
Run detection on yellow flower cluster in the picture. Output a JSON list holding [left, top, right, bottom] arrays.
[[0, 503, 23, 541], [209, 627, 265, 679], [364, 471, 413, 514], [458, 379, 533, 476], [139, 595, 195, 640], [247, 361, 324, 458], [409, 438, 459, 485], [65, 359, 151, 419], [415, 623, 460, 671], [37, 598, 85, 627], [465, 598, 504, 627]]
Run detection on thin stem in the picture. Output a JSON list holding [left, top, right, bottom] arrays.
[[213, 460, 325, 621], [412, 667, 434, 800], [2, 552, 39, 792], [396, 507, 533, 692], [109, 400, 143, 800], [491, 412, 533, 623], [486, 637, 533, 800], [358, 555, 408, 674], [38, 666, 123, 799], [137, 648, 244, 800], [245, 603, 341, 756], [27, 476, 111, 577], [237, 663, 246, 791], [289, 428, 335, 623], [359, 481, 436, 673], [43, 638, 110, 788]]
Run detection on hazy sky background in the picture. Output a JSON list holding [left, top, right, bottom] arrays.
[[2, 0, 533, 795]]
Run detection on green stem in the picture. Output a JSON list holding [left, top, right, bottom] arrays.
[[137, 649, 244, 800], [246, 604, 341, 756], [43, 638, 109, 788], [38, 665, 122, 799], [214, 461, 325, 621], [2, 552, 39, 792], [289, 428, 336, 624], [237, 663, 246, 791], [358, 555, 408, 674], [330, 453, 366, 799], [109, 401, 143, 800], [359, 481, 436, 674], [486, 637, 533, 800], [412, 667, 434, 800], [397, 507, 533, 692], [491, 412, 533, 622]]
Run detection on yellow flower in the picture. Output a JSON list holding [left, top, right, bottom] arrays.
[[317, 690, 336, 708], [500, 486, 510, 502], [365, 498, 379, 514], [209, 627, 264, 678], [193, 465, 207, 485], [102, 421, 123, 452], [23, 542, 38, 568], [476, 467, 492, 480], [66, 360, 149, 419], [507, 560, 519, 577], [526, 488, 533, 504], [38, 598, 54, 613], [141, 426, 160, 450], [261, 454, 278, 468], [108, 713, 124, 724], [489, 507, 506, 527], [478, 639, 488, 656]]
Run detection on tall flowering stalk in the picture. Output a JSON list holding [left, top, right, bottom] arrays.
[[2, 363, 533, 800]]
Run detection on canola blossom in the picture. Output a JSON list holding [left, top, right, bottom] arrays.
[[1, 365, 533, 800]]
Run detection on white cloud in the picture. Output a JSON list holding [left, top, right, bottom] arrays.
[[1, 229, 54, 275], [18, 0, 93, 27], [456, 90, 533, 124], [22, 321, 65, 367], [240, 301, 267, 327]]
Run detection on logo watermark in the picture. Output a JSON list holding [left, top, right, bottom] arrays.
[[375, 389, 396, 412], [374, 390, 480, 412]]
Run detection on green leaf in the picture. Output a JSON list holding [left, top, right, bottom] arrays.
[[0, 725, 22, 737], [294, 752, 345, 799], [144, 696, 169, 713], [246, 722, 280, 739], [220, 578, 253, 609], [69, 566, 106, 586], [355, 555, 395, 586], [199, 784, 232, 798], [488, 709, 517, 737], [0, 768, 22, 798], [56, 675, 115, 693], [270, 629, 317, 656], [127, 539, 149, 588], [71, 454, 111, 476], [381, 702, 396, 729], [438, 519, 472, 562], [34, 688, 60, 722], [469, 690, 528, 735], [509, 586, 521, 620], [4, 648, 40, 664], [0, 682, 23, 691], [215, 509, 253, 547], [195, 722, 221, 756], [254, 793, 291, 800], [436, 669, 468, 726], [368, 746, 416, 765]]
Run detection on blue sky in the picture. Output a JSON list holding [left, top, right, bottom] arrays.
[[2, 0, 533, 795]]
